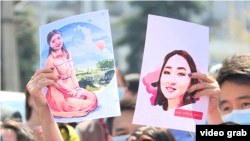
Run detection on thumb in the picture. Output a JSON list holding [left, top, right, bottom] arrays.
[[33, 126, 42, 133]]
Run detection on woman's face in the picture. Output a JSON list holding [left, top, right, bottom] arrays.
[[49, 34, 63, 51], [160, 54, 191, 99], [1, 129, 17, 141]]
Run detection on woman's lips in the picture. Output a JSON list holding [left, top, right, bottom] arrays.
[[56, 44, 61, 48], [165, 87, 176, 92]]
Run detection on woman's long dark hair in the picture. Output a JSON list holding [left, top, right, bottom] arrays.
[[131, 126, 177, 141], [1, 119, 37, 141], [47, 29, 69, 59], [152, 50, 198, 111], [24, 88, 31, 121]]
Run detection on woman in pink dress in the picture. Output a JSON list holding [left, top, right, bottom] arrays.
[[45, 29, 98, 118]]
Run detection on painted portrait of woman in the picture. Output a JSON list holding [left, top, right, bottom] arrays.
[[152, 50, 198, 111], [45, 29, 98, 118]]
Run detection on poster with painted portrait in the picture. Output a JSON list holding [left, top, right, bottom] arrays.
[[39, 10, 120, 122], [133, 15, 209, 132]]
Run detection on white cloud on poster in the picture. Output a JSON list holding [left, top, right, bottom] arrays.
[[67, 25, 113, 60], [77, 25, 91, 35], [103, 48, 110, 53], [74, 60, 97, 70], [105, 43, 112, 47], [72, 53, 85, 57], [68, 43, 103, 57], [92, 32, 107, 39], [63, 35, 74, 43], [77, 25, 96, 47], [74, 38, 85, 44]]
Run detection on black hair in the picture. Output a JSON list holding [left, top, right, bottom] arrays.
[[131, 126, 176, 141], [1, 119, 37, 141], [47, 29, 69, 59], [24, 88, 32, 121], [106, 99, 136, 136], [216, 54, 250, 87], [218, 121, 241, 125], [127, 81, 139, 95], [152, 50, 198, 111]]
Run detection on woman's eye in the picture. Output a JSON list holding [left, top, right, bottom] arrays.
[[58, 36, 61, 39], [52, 40, 55, 43], [242, 103, 250, 107], [223, 107, 230, 111], [177, 73, 185, 76], [163, 71, 170, 74]]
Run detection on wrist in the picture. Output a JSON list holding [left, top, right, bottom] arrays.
[[207, 108, 224, 125], [207, 107, 220, 114], [38, 103, 50, 115], [32, 96, 48, 110]]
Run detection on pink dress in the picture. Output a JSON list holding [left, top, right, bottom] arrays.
[[45, 50, 98, 118]]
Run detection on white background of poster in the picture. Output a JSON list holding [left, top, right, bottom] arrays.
[[133, 15, 209, 132]]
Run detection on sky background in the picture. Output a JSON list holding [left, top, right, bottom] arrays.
[[40, 10, 114, 70]]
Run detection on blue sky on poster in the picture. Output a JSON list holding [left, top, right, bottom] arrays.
[[39, 10, 113, 70]]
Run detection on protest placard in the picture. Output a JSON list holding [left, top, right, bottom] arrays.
[[39, 10, 120, 122], [133, 15, 209, 132]]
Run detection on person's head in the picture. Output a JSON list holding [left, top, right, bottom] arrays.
[[47, 29, 69, 59], [217, 121, 241, 125], [106, 99, 142, 141], [115, 67, 127, 100], [124, 73, 140, 99], [208, 63, 222, 79], [127, 126, 176, 141], [25, 88, 38, 121], [1, 119, 37, 141], [216, 54, 250, 124], [152, 50, 198, 111]]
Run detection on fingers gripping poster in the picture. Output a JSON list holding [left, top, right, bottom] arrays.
[[133, 15, 209, 132], [39, 10, 120, 122]]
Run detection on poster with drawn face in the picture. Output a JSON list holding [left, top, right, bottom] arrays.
[[133, 15, 209, 132], [39, 10, 120, 122]]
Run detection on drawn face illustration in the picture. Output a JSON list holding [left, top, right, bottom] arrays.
[[160, 55, 191, 100], [49, 34, 63, 51]]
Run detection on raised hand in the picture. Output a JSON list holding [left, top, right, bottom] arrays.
[[188, 72, 223, 124], [26, 67, 59, 108], [26, 67, 63, 141], [33, 126, 43, 141]]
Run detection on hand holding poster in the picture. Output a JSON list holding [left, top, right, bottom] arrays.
[[39, 10, 120, 123], [133, 15, 209, 132]]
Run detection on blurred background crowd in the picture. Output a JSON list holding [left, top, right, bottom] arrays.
[[1, 1, 250, 141], [2, 1, 250, 92]]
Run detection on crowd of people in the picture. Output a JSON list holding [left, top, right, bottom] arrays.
[[1, 54, 250, 141]]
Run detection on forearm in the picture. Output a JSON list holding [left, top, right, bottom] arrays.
[[27, 66, 63, 141], [37, 102, 63, 141], [206, 107, 224, 125]]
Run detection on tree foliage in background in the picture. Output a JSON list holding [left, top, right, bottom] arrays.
[[115, 1, 204, 74], [96, 59, 114, 70], [0, 0, 39, 91], [14, 2, 39, 91]]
